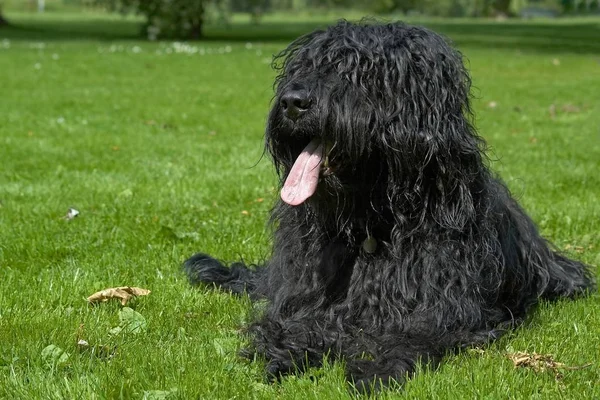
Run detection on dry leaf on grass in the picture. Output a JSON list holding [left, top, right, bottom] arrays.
[[561, 104, 581, 113], [507, 351, 591, 379], [87, 286, 151, 305], [564, 244, 586, 253]]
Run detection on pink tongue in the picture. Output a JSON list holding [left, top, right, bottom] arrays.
[[281, 139, 324, 206]]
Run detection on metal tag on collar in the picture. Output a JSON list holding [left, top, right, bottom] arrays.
[[362, 236, 377, 254]]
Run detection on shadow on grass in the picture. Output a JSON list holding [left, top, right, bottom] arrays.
[[1, 12, 599, 54]]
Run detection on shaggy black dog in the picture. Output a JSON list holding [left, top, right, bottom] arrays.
[[184, 21, 594, 392]]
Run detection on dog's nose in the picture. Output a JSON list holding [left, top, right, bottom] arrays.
[[280, 90, 311, 121]]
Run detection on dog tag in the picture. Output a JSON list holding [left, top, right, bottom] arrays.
[[362, 237, 377, 254]]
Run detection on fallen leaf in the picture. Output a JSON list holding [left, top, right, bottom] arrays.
[[255, 198, 264, 203], [87, 286, 151, 306], [487, 101, 498, 109], [561, 104, 581, 113], [549, 104, 556, 119], [41, 344, 70, 367], [564, 244, 585, 253], [241, 210, 250, 215], [507, 351, 591, 379], [110, 307, 147, 335]]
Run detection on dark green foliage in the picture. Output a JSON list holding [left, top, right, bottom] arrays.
[[0, 3, 9, 26], [95, 0, 221, 39], [303, 0, 515, 16]]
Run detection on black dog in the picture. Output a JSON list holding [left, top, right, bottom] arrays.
[[185, 21, 594, 392]]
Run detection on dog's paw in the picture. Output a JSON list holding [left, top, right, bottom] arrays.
[[265, 360, 293, 383], [347, 359, 406, 395], [351, 374, 403, 396]]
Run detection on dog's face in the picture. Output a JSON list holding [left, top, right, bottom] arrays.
[[266, 21, 480, 214]]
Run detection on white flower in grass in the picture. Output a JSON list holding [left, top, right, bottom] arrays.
[[57, 116, 65, 124], [256, 50, 263, 56], [132, 46, 141, 54], [34, 63, 41, 69], [1, 39, 9, 49], [64, 208, 80, 220], [52, 53, 59, 60], [245, 42, 253, 49], [225, 45, 232, 53]]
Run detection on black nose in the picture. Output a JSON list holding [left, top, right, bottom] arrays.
[[280, 90, 311, 121]]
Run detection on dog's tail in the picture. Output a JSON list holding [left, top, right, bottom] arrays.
[[544, 250, 596, 299], [183, 253, 260, 295]]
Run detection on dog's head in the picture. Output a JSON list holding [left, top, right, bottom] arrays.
[[266, 21, 486, 227]]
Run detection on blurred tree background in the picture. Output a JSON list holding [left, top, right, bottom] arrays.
[[0, 0, 598, 38], [0, 1, 9, 26]]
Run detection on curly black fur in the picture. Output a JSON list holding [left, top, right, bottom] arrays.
[[184, 20, 594, 393]]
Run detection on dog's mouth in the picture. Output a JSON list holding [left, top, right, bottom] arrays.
[[280, 138, 334, 206]]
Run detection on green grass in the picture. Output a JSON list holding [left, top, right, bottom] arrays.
[[1, 10, 599, 400]]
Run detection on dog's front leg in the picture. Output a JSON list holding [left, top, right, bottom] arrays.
[[248, 316, 337, 381], [346, 341, 443, 394]]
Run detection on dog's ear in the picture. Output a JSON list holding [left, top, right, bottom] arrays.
[[383, 32, 488, 230]]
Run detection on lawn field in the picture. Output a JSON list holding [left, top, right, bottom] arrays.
[[0, 11, 599, 400]]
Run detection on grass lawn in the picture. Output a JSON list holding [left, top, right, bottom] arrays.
[[0, 10, 599, 400]]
